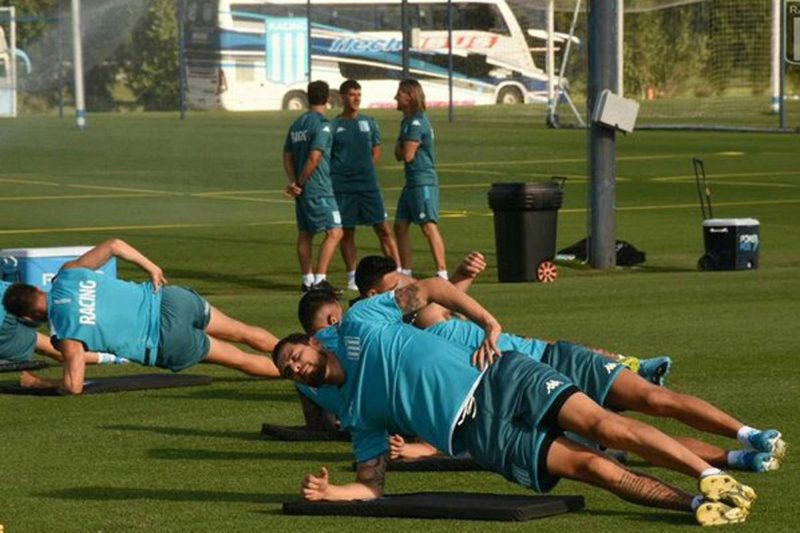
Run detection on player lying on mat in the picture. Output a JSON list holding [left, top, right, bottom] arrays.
[[2, 239, 280, 394], [2, 280, 128, 370], [273, 279, 759, 526]]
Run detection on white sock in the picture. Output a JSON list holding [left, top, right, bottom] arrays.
[[313, 273, 327, 284], [400, 268, 412, 276], [691, 495, 704, 511], [436, 270, 448, 280], [302, 273, 314, 287], [700, 467, 722, 478], [736, 425, 758, 447], [347, 271, 356, 283]]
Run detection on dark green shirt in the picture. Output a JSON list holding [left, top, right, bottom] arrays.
[[398, 111, 438, 187], [283, 111, 334, 197], [330, 114, 381, 193]]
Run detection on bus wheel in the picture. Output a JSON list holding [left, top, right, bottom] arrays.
[[497, 86, 523, 105], [283, 91, 308, 110]]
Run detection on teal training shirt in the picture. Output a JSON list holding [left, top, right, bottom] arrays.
[[425, 319, 549, 362], [47, 268, 162, 364], [330, 115, 381, 192], [338, 292, 483, 462], [295, 324, 344, 414], [397, 111, 438, 187], [0, 281, 10, 324], [283, 111, 334, 197]]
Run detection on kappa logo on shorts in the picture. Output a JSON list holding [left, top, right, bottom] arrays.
[[604, 362, 619, 374], [545, 379, 563, 394], [418, 212, 427, 219]]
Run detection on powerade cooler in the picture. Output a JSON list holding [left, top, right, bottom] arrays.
[[698, 218, 760, 271], [1, 246, 117, 291]]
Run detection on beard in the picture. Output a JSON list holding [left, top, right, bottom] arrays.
[[306, 350, 329, 387]]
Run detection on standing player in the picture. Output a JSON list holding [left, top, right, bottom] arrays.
[[2, 239, 280, 394], [283, 80, 343, 293], [330, 79, 400, 291], [393, 79, 448, 280]]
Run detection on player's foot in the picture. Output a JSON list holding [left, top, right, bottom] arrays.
[[313, 279, 342, 295], [637, 355, 672, 387], [746, 429, 786, 460], [695, 500, 748, 527], [347, 280, 359, 292], [698, 473, 756, 510], [729, 450, 781, 472]]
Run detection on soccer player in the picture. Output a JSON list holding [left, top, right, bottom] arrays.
[[393, 79, 448, 280], [283, 80, 343, 293], [273, 280, 757, 526], [2, 239, 280, 394], [330, 79, 400, 291]]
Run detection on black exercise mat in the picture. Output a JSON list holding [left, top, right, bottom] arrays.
[[0, 359, 50, 373], [0, 373, 212, 395], [351, 457, 487, 472], [260, 422, 350, 442], [283, 492, 584, 521]]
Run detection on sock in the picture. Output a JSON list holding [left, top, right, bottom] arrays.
[[97, 353, 127, 365], [400, 268, 412, 276], [313, 273, 327, 284], [302, 273, 314, 287], [727, 450, 751, 469], [736, 426, 758, 447], [691, 495, 704, 511], [700, 467, 722, 478], [347, 271, 356, 283], [436, 270, 448, 280]]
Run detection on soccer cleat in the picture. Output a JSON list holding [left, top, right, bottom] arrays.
[[747, 429, 787, 460], [312, 279, 342, 295], [637, 355, 672, 387], [695, 500, 748, 527], [698, 473, 757, 510], [301, 283, 313, 293], [346, 280, 359, 292]]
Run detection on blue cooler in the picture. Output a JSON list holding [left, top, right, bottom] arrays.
[[698, 218, 760, 271], [0, 246, 117, 291]]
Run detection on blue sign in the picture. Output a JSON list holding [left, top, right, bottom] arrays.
[[265, 17, 308, 84]]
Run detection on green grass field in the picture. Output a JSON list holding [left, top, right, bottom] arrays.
[[1, 107, 798, 532]]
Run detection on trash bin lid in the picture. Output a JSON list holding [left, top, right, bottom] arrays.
[[488, 182, 564, 211], [702, 218, 759, 227]]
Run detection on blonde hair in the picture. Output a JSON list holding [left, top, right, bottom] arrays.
[[398, 78, 426, 114]]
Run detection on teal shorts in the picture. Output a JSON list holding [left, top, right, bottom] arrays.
[[334, 190, 388, 228], [0, 314, 37, 363], [295, 195, 342, 234], [155, 286, 211, 372], [454, 352, 579, 493], [395, 185, 439, 224], [541, 341, 625, 407]]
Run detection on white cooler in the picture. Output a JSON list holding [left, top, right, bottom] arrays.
[[1, 246, 117, 291]]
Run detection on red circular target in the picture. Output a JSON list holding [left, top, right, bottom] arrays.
[[536, 261, 558, 283]]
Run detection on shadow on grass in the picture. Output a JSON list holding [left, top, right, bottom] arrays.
[[159, 388, 297, 402], [166, 268, 297, 292], [100, 424, 264, 442], [148, 447, 352, 463], [37, 486, 295, 505], [578, 508, 696, 527]]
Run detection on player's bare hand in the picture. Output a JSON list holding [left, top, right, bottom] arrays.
[[285, 183, 303, 198], [389, 434, 406, 460], [457, 252, 486, 279], [149, 266, 168, 292], [472, 319, 502, 370], [302, 466, 330, 501]]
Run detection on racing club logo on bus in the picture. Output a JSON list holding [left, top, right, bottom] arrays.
[[265, 17, 308, 85]]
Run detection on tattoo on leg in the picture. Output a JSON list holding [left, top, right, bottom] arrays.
[[613, 470, 693, 512], [395, 284, 423, 314], [356, 453, 388, 492]]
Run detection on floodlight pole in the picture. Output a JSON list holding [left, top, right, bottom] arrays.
[[546, 1, 555, 110], [178, 0, 186, 120], [587, 0, 618, 269], [779, 0, 787, 129], [771, 0, 780, 113], [71, 0, 86, 128], [9, 6, 16, 118], [401, 0, 410, 78], [447, 0, 453, 122]]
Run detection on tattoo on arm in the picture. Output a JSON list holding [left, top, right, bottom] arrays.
[[395, 284, 423, 315], [356, 453, 388, 492], [614, 470, 693, 512]]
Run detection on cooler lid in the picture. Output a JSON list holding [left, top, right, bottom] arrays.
[[1, 246, 94, 258], [702, 218, 759, 227]]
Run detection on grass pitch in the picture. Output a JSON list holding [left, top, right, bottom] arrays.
[[0, 107, 798, 532]]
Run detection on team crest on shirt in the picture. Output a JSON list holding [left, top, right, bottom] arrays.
[[336, 126, 346, 133], [411, 119, 421, 127], [358, 120, 370, 132], [322, 125, 331, 133]]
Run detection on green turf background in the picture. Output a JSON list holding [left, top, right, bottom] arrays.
[[1, 107, 797, 532]]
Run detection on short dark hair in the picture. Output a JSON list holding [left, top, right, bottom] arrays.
[[2, 283, 39, 317], [307, 80, 329, 106], [339, 79, 361, 95], [355, 255, 397, 296], [272, 332, 312, 373], [298, 289, 339, 334]]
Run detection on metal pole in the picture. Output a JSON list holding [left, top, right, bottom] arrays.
[[71, 0, 86, 128], [401, 0, 409, 78], [307, 0, 312, 81], [58, 0, 65, 119], [447, 0, 453, 122], [780, 0, 787, 128], [546, 1, 555, 110], [587, 0, 618, 269], [178, 0, 186, 120], [9, 6, 16, 117], [771, 0, 781, 113], [617, 0, 624, 96]]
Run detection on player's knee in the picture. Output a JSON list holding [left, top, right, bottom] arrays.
[[374, 223, 391, 239], [642, 388, 681, 416], [590, 414, 636, 447], [419, 222, 438, 238], [327, 227, 344, 240]]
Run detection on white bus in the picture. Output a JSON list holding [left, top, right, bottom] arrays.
[[183, 0, 553, 111]]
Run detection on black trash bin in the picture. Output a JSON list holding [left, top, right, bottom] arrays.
[[488, 180, 564, 283]]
